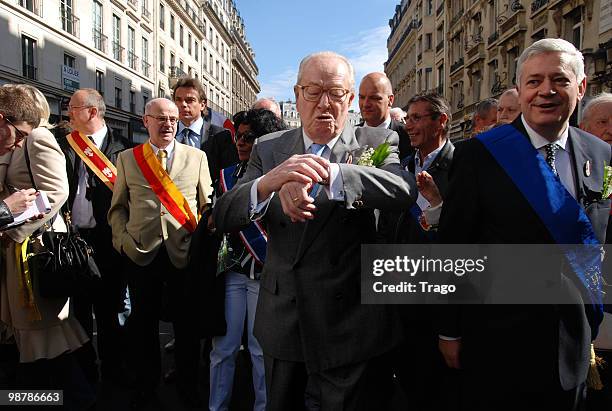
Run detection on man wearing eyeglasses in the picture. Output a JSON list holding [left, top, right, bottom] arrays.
[[58, 88, 131, 386], [214, 51, 415, 410], [172, 77, 237, 185], [108, 98, 212, 409]]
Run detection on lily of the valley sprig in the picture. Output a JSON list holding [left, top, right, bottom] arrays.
[[357, 143, 391, 168], [602, 163, 612, 199]]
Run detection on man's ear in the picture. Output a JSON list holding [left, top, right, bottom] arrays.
[[388, 94, 395, 107], [577, 77, 587, 101]]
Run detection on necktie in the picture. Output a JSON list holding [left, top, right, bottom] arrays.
[[182, 128, 191, 146], [157, 149, 168, 171], [309, 143, 327, 197], [544, 143, 558, 176]]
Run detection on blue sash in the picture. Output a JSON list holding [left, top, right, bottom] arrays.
[[219, 165, 267, 264], [476, 125, 604, 335]]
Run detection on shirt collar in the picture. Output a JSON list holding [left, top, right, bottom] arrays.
[[149, 138, 176, 157], [89, 125, 108, 148], [365, 116, 392, 129], [178, 115, 204, 137], [302, 129, 342, 154], [415, 141, 445, 171], [521, 115, 569, 151]]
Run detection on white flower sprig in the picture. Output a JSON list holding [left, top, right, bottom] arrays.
[[602, 163, 612, 199]]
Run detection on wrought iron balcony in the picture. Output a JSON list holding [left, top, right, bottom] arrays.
[[450, 8, 463, 27], [61, 12, 79, 37], [93, 28, 107, 53], [436, 1, 444, 16], [531, 0, 548, 14], [450, 57, 464, 73], [487, 31, 498, 45], [113, 41, 125, 62], [436, 40, 444, 53], [128, 51, 139, 71], [169, 66, 186, 78], [141, 60, 151, 77]]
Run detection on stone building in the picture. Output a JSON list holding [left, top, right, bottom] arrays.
[[386, 0, 612, 140]]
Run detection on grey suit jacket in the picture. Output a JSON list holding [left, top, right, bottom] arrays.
[[214, 125, 416, 372]]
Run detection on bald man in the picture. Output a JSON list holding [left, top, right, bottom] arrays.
[[252, 98, 282, 119], [497, 88, 521, 124], [581, 92, 612, 144], [358, 72, 412, 160]]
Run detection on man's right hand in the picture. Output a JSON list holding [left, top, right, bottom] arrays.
[[257, 154, 330, 202], [438, 338, 462, 369], [3, 188, 37, 215]]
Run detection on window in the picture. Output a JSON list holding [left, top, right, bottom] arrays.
[[96, 70, 105, 95], [129, 90, 135, 113], [221, 67, 225, 85], [159, 3, 165, 29], [22, 35, 36, 79], [209, 54, 213, 74], [170, 52, 175, 68], [159, 44, 165, 72], [158, 86, 164, 98], [195, 41, 199, 61], [143, 91, 149, 111], [209, 27, 213, 41], [128, 26, 136, 69], [188, 33, 192, 55], [64, 53, 75, 68], [216, 60, 219, 80], [114, 78, 123, 109], [170, 14, 175, 39], [437, 64, 444, 93], [19, 0, 41, 16], [180, 25, 184, 47], [61, 0, 75, 36], [93, 1, 103, 51], [426, 33, 433, 50], [179, 60, 183, 72], [427, 0, 433, 15], [142, 37, 149, 76], [112, 15, 122, 61], [203, 47, 207, 69], [426, 67, 432, 90], [215, 34, 219, 51]]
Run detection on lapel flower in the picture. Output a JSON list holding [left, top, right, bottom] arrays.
[[356, 143, 391, 168], [602, 163, 612, 199]]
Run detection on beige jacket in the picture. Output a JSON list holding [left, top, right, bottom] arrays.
[[108, 141, 213, 269]]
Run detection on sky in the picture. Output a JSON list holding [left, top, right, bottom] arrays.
[[235, 0, 398, 111]]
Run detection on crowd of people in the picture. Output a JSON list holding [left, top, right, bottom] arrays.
[[0, 37, 611, 411]]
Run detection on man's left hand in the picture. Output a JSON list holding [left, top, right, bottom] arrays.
[[278, 181, 317, 223]]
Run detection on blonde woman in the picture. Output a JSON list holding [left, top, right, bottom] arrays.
[[0, 84, 94, 409]]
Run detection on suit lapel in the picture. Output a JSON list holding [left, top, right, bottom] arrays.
[[169, 141, 184, 180], [294, 127, 358, 263], [272, 128, 305, 164], [567, 127, 598, 206]]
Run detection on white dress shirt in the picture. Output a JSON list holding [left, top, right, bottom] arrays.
[[72, 125, 108, 228], [177, 115, 204, 148], [149, 138, 177, 171], [364, 116, 392, 129]]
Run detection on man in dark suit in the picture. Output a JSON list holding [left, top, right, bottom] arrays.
[[358, 72, 413, 161], [437, 38, 611, 411], [214, 51, 415, 410], [172, 77, 237, 185], [58, 88, 131, 384]]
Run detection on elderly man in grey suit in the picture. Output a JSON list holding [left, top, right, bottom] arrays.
[[214, 51, 416, 410]]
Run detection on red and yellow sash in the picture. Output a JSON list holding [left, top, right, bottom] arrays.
[[133, 143, 197, 233], [66, 131, 117, 190]]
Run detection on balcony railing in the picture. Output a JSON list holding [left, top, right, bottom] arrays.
[[142, 60, 151, 77], [531, 0, 548, 14], [169, 66, 186, 78], [128, 0, 138, 11], [93, 28, 107, 53], [113, 42, 125, 62], [487, 31, 498, 45], [437, 1, 444, 16], [61, 12, 79, 37], [19, 0, 43, 17], [450, 8, 463, 27], [23, 64, 37, 80], [450, 57, 464, 73], [128, 51, 139, 70], [436, 40, 444, 52]]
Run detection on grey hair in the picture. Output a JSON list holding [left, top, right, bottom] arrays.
[[78, 88, 106, 118], [582, 92, 612, 125], [144, 97, 178, 114], [473, 98, 499, 119], [297, 51, 355, 89], [517, 38, 585, 84], [252, 98, 281, 118], [390, 107, 406, 117], [407, 93, 452, 135]]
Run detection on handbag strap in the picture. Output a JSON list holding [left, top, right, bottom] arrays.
[[22, 141, 37, 191]]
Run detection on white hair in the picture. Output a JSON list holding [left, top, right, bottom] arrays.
[[144, 97, 178, 114], [582, 92, 612, 125], [253, 98, 281, 117], [517, 38, 585, 84], [297, 51, 355, 89], [390, 107, 406, 117]]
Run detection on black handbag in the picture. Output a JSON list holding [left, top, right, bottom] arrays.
[[21, 143, 101, 298]]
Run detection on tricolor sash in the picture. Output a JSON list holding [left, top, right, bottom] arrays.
[[133, 143, 197, 233], [67, 131, 117, 190], [219, 164, 267, 264], [476, 125, 604, 335]]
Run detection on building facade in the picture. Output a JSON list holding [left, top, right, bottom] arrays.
[[0, 0, 259, 142], [279, 100, 300, 129], [386, 0, 612, 140]]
